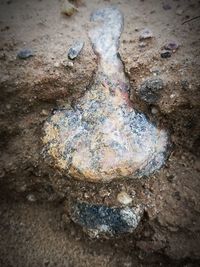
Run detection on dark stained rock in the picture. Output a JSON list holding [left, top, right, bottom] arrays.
[[68, 201, 143, 237], [139, 78, 164, 104], [161, 50, 172, 58]]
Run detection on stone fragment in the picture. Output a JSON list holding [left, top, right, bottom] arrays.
[[117, 191, 132, 205], [139, 28, 153, 40], [26, 194, 36, 202], [43, 7, 169, 182], [68, 41, 84, 60], [61, 0, 78, 16], [162, 3, 172, 10], [176, 8, 184, 16], [139, 78, 164, 103], [161, 50, 172, 58], [17, 49, 34, 59], [68, 201, 143, 237], [164, 42, 179, 52]]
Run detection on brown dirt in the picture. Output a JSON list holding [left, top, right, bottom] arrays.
[[0, 0, 200, 266]]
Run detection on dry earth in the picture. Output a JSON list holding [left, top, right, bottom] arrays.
[[0, 0, 200, 266]]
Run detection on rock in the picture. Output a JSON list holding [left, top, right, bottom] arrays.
[[151, 107, 158, 114], [17, 49, 34, 59], [61, 0, 78, 16], [62, 59, 74, 68], [68, 201, 143, 237], [161, 50, 172, 58], [68, 41, 84, 60], [176, 8, 184, 16], [139, 78, 164, 103], [164, 42, 179, 52], [139, 41, 146, 48], [43, 7, 169, 182], [117, 191, 132, 205], [162, 3, 171, 10], [139, 28, 153, 40], [26, 194, 36, 202]]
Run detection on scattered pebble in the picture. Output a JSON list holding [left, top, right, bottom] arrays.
[[62, 59, 74, 68], [139, 28, 153, 40], [164, 42, 179, 52], [54, 62, 60, 68], [6, 104, 11, 109], [117, 191, 132, 205], [68, 41, 84, 60], [151, 107, 158, 114], [139, 78, 164, 103], [17, 49, 34, 59], [26, 194, 36, 202], [139, 41, 146, 48], [176, 8, 184, 16], [162, 3, 172, 10], [40, 109, 48, 116], [161, 50, 172, 58], [61, 0, 78, 16]]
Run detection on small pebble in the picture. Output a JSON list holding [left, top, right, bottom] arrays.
[[54, 62, 60, 68], [164, 42, 179, 52], [139, 41, 146, 48], [163, 3, 172, 10], [139, 78, 164, 103], [151, 107, 158, 114], [68, 41, 84, 60], [6, 104, 11, 109], [17, 49, 34, 59], [139, 28, 153, 40], [26, 194, 36, 202], [161, 50, 172, 58], [117, 191, 132, 205], [62, 59, 74, 68], [61, 0, 78, 16], [40, 109, 48, 116], [176, 8, 183, 16]]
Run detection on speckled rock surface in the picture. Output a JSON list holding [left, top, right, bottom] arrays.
[[43, 7, 169, 182], [68, 201, 143, 238]]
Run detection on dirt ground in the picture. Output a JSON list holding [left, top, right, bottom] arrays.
[[0, 0, 200, 266]]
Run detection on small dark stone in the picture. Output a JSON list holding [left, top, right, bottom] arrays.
[[162, 4, 172, 10], [161, 50, 172, 58], [68, 41, 84, 60], [139, 78, 164, 103], [68, 201, 143, 237], [17, 49, 34, 59]]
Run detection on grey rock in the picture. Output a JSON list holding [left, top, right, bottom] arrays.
[[139, 78, 164, 103], [139, 28, 153, 40], [68, 41, 84, 60], [162, 3, 172, 10], [17, 49, 34, 59], [68, 201, 143, 237], [164, 42, 179, 52]]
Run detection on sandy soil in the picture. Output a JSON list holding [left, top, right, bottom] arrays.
[[0, 0, 200, 266]]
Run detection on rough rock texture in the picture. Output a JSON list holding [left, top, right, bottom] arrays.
[[68, 201, 143, 237], [0, 0, 200, 265], [43, 7, 169, 182]]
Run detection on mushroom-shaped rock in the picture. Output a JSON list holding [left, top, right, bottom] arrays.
[[43, 7, 169, 182]]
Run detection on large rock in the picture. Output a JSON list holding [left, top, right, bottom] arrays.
[[43, 7, 169, 182], [67, 201, 143, 238]]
